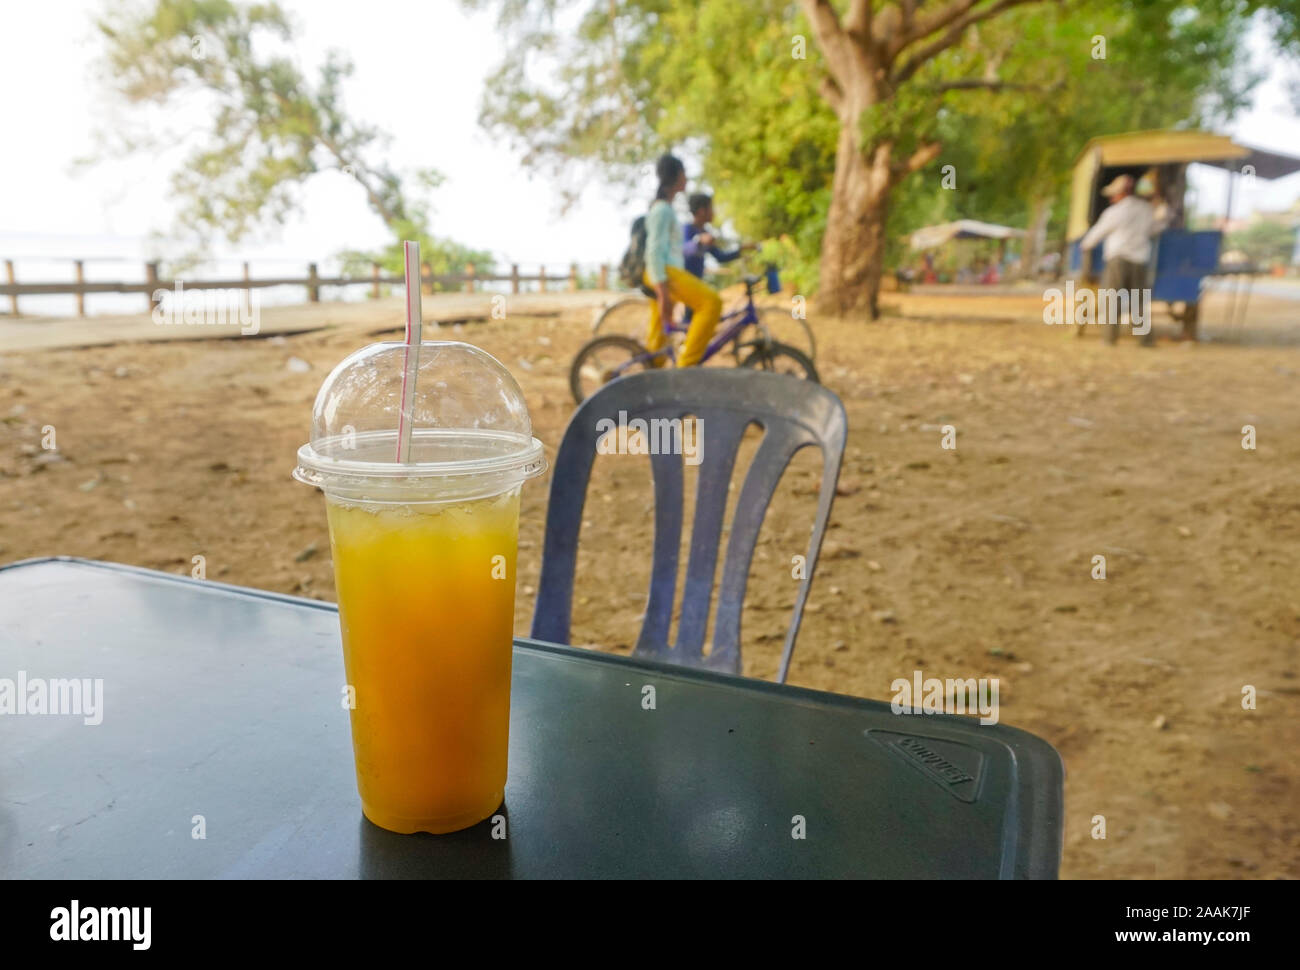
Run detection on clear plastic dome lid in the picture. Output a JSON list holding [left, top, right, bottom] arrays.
[[293, 340, 545, 502]]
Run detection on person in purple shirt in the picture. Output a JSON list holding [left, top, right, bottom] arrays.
[[682, 193, 755, 321]]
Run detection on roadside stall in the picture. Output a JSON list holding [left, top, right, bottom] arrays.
[[906, 220, 1027, 284], [1068, 129, 1300, 340]]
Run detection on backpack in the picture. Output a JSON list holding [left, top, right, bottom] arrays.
[[618, 215, 648, 289]]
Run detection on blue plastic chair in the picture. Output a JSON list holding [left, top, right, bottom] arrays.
[[531, 368, 848, 682]]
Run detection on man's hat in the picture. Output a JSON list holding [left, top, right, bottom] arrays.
[[1101, 174, 1134, 198]]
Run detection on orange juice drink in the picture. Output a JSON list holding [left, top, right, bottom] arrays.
[[294, 338, 545, 836], [326, 487, 521, 834]]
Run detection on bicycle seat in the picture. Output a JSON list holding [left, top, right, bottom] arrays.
[[743, 275, 762, 291]]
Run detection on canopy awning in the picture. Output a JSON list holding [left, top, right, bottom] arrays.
[[1068, 130, 1300, 239], [909, 220, 1027, 251], [1072, 130, 1249, 168], [1208, 146, 1300, 181]]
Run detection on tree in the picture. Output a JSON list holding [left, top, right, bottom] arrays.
[[713, 0, 1261, 315], [466, 0, 1289, 317], [92, 0, 490, 277], [883, 2, 1258, 278], [1228, 220, 1299, 267]]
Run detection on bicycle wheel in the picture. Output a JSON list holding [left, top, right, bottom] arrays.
[[739, 341, 820, 383], [592, 295, 652, 336], [570, 335, 660, 404], [758, 308, 817, 360]]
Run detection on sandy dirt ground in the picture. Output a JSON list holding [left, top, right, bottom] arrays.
[[2, 287, 1297, 879]]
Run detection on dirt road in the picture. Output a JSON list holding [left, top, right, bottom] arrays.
[[2, 288, 1297, 878]]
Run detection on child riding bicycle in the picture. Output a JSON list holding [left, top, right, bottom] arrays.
[[641, 154, 721, 367], [682, 192, 757, 325]]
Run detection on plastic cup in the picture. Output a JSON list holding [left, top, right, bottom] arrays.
[[293, 341, 545, 834]]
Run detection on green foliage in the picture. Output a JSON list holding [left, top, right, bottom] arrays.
[[651, 1, 834, 294], [466, 0, 834, 291], [93, 0, 481, 273], [883, 1, 1261, 267], [467, 0, 1291, 294], [1227, 220, 1298, 266]]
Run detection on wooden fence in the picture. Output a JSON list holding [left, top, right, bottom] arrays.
[[1, 259, 611, 317]]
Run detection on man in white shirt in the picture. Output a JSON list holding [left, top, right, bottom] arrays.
[[1080, 174, 1162, 345]]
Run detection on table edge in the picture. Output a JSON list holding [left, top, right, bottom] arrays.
[[1, 555, 1065, 878]]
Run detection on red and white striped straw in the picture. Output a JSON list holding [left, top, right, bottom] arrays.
[[396, 240, 423, 462]]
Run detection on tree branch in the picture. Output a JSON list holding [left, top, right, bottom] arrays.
[[798, 0, 853, 88], [898, 0, 918, 43], [922, 78, 1037, 92], [892, 0, 1046, 85], [899, 141, 944, 177], [918, 0, 984, 36], [801, 0, 886, 113], [889, 0, 977, 62], [845, 0, 873, 41], [820, 75, 845, 115], [871, 4, 901, 65]]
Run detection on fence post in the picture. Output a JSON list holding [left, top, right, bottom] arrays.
[[510, 264, 519, 294], [569, 263, 578, 291], [307, 263, 320, 303], [5, 260, 16, 317], [371, 262, 380, 300], [466, 262, 475, 294], [242, 261, 251, 316], [538, 265, 547, 293], [599, 264, 608, 290], [421, 261, 432, 294], [74, 260, 86, 317], [146, 261, 161, 313]]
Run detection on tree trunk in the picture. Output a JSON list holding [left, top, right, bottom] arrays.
[[818, 124, 895, 320]]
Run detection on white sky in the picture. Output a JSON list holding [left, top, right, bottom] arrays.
[[1, 0, 1297, 273], [0, 0, 636, 270]]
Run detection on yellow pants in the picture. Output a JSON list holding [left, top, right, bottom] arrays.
[[643, 266, 722, 368]]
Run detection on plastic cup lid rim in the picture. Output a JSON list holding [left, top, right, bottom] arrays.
[[295, 430, 545, 484]]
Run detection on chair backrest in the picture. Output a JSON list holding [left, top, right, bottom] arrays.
[[531, 369, 847, 682]]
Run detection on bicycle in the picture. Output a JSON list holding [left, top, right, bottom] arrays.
[[570, 266, 819, 404], [591, 261, 817, 361]]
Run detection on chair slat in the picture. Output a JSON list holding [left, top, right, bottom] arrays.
[[673, 410, 751, 662], [635, 447, 684, 661], [710, 423, 816, 673]]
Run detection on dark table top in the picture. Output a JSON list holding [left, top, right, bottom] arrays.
[[0, 558, 1062, 878]]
